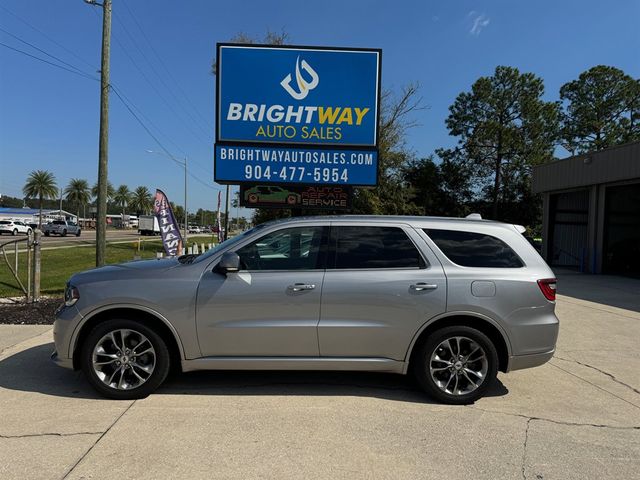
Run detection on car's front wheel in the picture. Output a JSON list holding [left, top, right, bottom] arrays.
[[80, 319, 170, 399], [413, 326, 498, 405], [76, 229, 81, 237]]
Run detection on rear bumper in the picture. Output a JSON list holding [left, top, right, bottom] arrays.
[[507, 348, 555, 372]]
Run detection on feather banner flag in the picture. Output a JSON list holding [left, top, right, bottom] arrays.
[[153, 189, 183, 256]]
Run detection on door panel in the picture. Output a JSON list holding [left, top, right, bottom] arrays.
[[196, 270, 324, 356], [318, 225, 446, 360], [195, 225, 328, 357]]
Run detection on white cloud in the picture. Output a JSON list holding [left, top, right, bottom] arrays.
[[469, 12, 490, 36]]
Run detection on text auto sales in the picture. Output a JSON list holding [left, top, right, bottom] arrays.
[[226, 103, 371, 141]]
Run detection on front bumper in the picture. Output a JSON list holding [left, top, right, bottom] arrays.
[[50, 349, 74, 369], [52, 303, 82, 370]]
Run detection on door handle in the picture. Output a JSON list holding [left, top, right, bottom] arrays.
[[288, 283, 316, 292], [410, 283, 438, 291]]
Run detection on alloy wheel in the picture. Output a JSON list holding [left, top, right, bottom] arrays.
[[92, 329, 156, 390], [429, 336, 488, 396]]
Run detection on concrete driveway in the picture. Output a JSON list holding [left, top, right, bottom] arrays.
[[1, 272, 639, 479]]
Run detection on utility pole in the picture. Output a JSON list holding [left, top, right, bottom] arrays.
[[183, 157, 188, 244], [87, 0, 112, 267], [224, 185, 230, 241]]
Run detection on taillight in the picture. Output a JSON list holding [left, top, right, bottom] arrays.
[[537, 278, 557, 301]]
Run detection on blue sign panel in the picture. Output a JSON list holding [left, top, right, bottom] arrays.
[[217, 45, 380, 146], [215, 44, 380, 186], [215, 145, 378, 186]]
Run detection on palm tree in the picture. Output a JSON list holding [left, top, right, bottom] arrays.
[[64, 178, 91, 222], [91, 180, 115, 205], [23, 170, 58, 228], [130, 186, 152, 215], [113, 185, 131, 218]]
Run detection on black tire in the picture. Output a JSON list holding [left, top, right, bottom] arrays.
[[412, 326, 498, 405], [80, 319, 171, 400], [27, 228, 32, 235], [76, 229, 81, 237], [62, 229, 67, 237], [12, 229, 17, 236], [44, 231, 50, 237]]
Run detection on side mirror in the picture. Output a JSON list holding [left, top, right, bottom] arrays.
[[217, 251, 240, 274]]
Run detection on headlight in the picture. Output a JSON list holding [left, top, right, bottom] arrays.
[[64, 284, 80, 306]]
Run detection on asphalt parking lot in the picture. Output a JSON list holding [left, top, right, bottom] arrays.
[[1, 271, 638, 479]]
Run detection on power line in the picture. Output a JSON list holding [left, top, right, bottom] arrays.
[[112, 9, 212, 140], [120, 0, 213, 130], [111, 84, 220, 193], [0, 26, 92, 78], [0, 41, 98, 81], [0, 22, 217, 193], [0, 3, 97, 71]]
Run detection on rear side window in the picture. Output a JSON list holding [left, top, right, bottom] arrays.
[[332, 226, 424, 269], [424, 229, 524, 268]]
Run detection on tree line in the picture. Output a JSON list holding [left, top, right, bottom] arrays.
[[256, 64, 639, 231], [8, 61, 638, 233]]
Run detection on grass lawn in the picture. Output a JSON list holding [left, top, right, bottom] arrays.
[[0, 240, 166, 297]]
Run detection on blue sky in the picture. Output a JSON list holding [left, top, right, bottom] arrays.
[[1, 0, 639, 214]]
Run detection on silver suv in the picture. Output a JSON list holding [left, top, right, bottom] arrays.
[[52, 215, 558, 404], [44, 220, 81, 237]]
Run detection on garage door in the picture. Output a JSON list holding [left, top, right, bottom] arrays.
[[603, 183, 640, 276], [549, 190, 589, 269]]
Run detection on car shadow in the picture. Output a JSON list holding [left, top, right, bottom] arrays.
[[0, 343, 509, 404]]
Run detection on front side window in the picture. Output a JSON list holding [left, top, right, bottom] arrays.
[[424, 229, 524, 268], [236, 226, 327, 271], [332, 226, 424, 269]]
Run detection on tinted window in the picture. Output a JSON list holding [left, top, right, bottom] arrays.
[[0, 221, 10, 224], [236, 226, 326, 271], [53, 220, 65, 225], [332, 226, 423, 269], [424, 229, 524, 268]]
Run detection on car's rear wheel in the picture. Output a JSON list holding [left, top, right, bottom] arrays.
[[44, 231, 50, 237], [62, 229, 67, 237], [12, 229, 17, 236], [76, 229, 81, 237], [413, 326, 498, 404], [80, 319, 170, 399], [26, 228, 32, 235]]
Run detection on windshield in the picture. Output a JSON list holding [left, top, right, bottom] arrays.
[[193, 225, 265, 264]]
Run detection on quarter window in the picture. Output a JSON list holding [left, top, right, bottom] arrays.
[[236, 226, 326, 271], [424, 229, 524, 268], [332, 226, 424, 269]]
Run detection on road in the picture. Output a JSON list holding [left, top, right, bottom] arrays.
[[1, 230, 215, 250], [0, 271, 638, 479]]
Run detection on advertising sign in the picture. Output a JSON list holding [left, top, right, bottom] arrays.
[[215, 44, 381, 186], [239, 184, 352, 209], [153, 189, 183, 257]]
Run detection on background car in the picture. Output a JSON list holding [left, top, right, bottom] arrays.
[[0, 220, 32, 236], [43, 219, 81, 237]]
